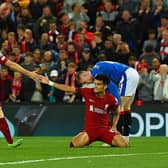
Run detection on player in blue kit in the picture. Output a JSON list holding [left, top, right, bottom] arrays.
[[77, 61, 139, 142]]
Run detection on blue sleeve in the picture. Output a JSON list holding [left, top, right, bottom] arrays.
[[107, 81, 120, 105], [90, 65, 103, 78]]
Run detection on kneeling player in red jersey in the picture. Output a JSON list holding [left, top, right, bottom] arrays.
[[41, 74, 128, 147]]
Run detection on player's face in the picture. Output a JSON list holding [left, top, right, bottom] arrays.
[[93, 80, 106, 94], [79, 72, 93, 84]]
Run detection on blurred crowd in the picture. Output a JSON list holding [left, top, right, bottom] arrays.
[[0, 0, 168, 104]]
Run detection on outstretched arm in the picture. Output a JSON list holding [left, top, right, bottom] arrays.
[[41, 76, 76, 93], [5, 59, 41, 81]]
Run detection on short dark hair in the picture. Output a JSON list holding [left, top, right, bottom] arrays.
[[95, 74, 110, 85]]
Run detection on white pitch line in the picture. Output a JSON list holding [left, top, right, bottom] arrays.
[[0, 152, 168, 166]]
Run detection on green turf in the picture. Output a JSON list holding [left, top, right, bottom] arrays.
[[0, 137, 168, 168]]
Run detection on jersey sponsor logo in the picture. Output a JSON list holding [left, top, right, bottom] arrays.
[[89, 104, 108, 114], [94, 107, 106, 114]]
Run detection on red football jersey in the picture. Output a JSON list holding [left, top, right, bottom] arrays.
[[0, 52, 7, 65], [76, 88, 119, 128], [0, 52, 7, 106]]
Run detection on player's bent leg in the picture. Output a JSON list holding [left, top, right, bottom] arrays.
[[120, 96, 135, 112], [70, 131, 89, 148], [0, 107, 5, 118], [119, 96, 135, 142], [111, 134, 128, 147]]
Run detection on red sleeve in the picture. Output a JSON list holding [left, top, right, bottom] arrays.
[[109, 96, 119, 111], [0, 52, 8, 65]]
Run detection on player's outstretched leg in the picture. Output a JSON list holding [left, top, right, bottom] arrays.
[[0, 107, 23, 148], [8, 138, 23, 148], [0, 117, 13, 144], [0, 107, 13, 144], [70, 131, 89, 148]]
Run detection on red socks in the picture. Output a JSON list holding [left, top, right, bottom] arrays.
[[0, 118, 13, 144], [120, 110, 131, 115]]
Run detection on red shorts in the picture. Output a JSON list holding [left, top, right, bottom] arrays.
[[84, 126, 120, 145]]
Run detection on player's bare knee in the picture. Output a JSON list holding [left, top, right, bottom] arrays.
[[120, 136, 129, 147], [120, 141, 129, 147], [112, 135, 128, 147], [69, 140, 81, 148], [69, 140, 87, 148]]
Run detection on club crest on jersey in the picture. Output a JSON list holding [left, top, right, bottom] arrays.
[[104, 104, 109, 110]]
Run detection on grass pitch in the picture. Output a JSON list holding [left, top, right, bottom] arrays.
[[0, 137, 168, 168]]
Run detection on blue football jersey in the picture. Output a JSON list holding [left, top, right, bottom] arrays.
[[90, 61, 129, 84], [107, 81, 120, 104]]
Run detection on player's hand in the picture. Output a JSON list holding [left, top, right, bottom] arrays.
[[68, 94, 76, 103], [28, 71, 42, 81], [40, 76, 49, 85], [110, 127, 117, 132]]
